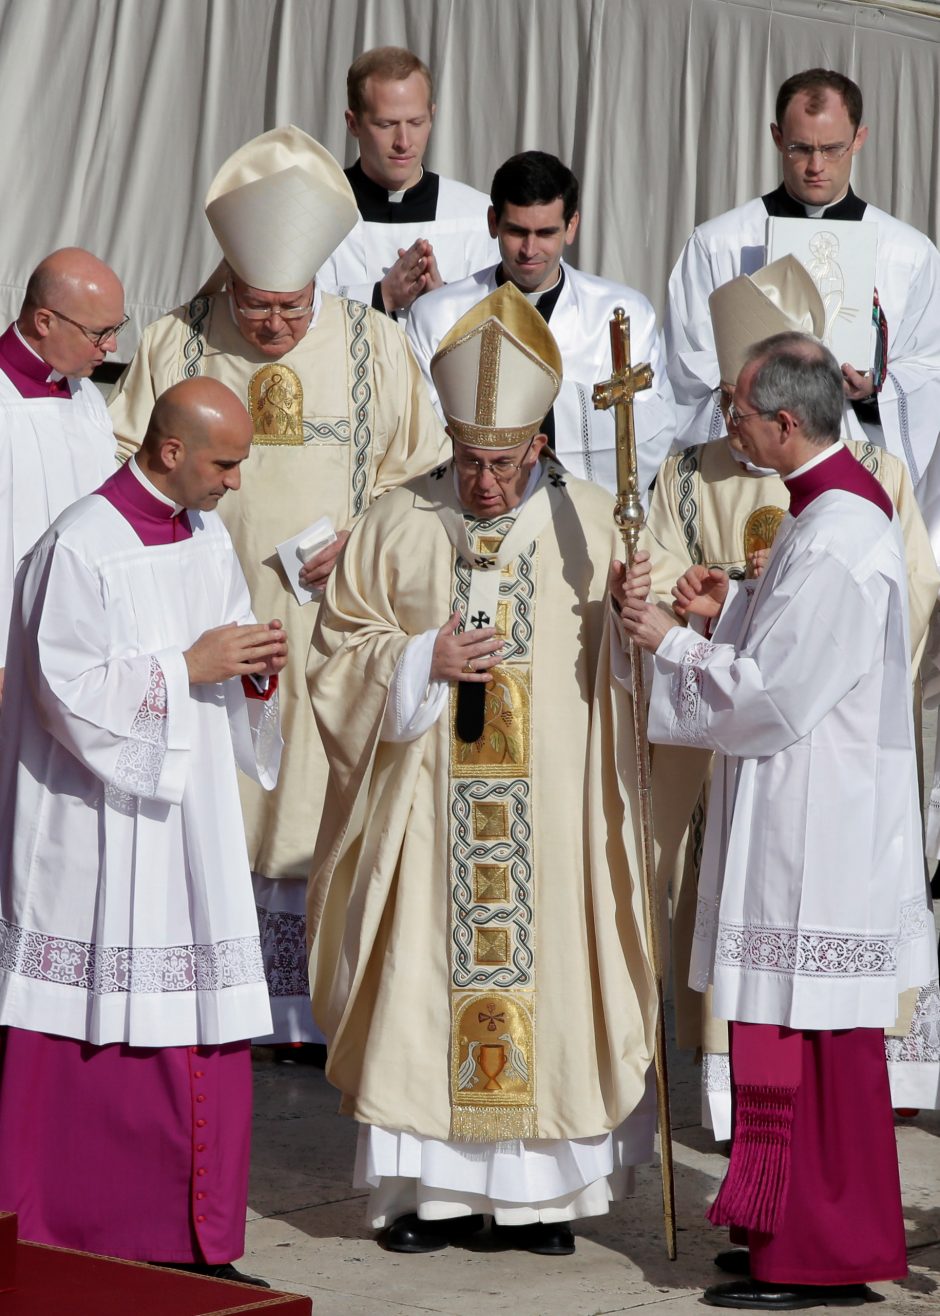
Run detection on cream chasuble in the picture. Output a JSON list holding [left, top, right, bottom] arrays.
[[642, 447, 940, 1129], [308, 461, 655, 1147]]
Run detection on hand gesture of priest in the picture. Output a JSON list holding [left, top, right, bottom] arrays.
[[671, 564, 729, 621], [185, 619, 288, 684], [298, 531, 350, 591]]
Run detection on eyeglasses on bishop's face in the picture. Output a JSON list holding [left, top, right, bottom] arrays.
[[48, 308, 129, 348], [230, 287, 315, 321], [453, 439, 535, 484]]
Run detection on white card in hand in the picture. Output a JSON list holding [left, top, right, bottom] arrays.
[[276, 516, 337, 604]]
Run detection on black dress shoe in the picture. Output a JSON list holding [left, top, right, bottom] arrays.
[[155, 1261, 271, 1288], [703, 1280, 872, 1309], [715, 1248, 751, 1276], [272, 1042, 327, 1068], [491, 1221, 575, 1255], [379, 1212, 485, 1253]]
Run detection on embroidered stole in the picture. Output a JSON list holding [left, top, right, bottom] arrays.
[[427, 460, 567, 1140]]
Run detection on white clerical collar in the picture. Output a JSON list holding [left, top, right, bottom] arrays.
[[728, 443, 777, 478], [388, 167, 423, 203], [785, 440, 844, 481], [783, 185, 849, 218], [129, 454, 185, 514], [226, 280, 322, 339], [13, 322, 66, 383], [523, 271, 562, 306], [451, 453, 543, 513]]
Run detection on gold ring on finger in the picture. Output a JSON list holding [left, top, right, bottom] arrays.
[[463, 660, 474, 674]]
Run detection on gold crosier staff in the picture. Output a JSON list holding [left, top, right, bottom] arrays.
[[593, 308, 677, 1260]]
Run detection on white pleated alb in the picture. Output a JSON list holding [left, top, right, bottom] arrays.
[[357, 1071, 656, 1226]]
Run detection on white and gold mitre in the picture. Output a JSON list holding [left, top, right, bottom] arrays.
[[204, 125, 358, 292], [430, 283, 562, 449], [708, 254, 825, 385]]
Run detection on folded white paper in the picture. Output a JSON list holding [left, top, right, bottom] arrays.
[[276, 516, 336, 604]]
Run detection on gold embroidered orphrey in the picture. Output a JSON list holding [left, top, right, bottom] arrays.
[[744, 505, 786, 560], [450, 664, 530, 776], [451, 991, 537, 1140], [449, 526, 537, 1141], [248, 363, 304, 444]]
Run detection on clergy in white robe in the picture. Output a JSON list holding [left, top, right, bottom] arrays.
[[0, 247, 123, 691], [907, 433, 940, 896], [408, 151, 675, 495], [0, 379, 284, 1281], [309, 285, 655, 1258], [317, 48, 498, 321], [665, 70, 940, 494], [109, 127, 444, 1046], [620, 333, 936, 1305], [649, 258, 940, 1136]]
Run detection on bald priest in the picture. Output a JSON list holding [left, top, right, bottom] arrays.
[[0, 379, 285, 1285], [0, 247, 123, 703]]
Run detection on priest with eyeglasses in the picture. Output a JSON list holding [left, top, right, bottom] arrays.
[[665, 68, 940, 496], [0, 246, 125, 708], [619, 332, 936, 1309]]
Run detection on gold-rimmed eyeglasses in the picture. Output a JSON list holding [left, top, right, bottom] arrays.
[[453, 439, 535, 484], [230, 287, 314, 321]]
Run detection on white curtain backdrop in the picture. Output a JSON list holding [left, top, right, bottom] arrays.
[[1, 0, 938, 352]]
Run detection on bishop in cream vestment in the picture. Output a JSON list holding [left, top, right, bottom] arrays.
[[108, 128, 444, 1042]]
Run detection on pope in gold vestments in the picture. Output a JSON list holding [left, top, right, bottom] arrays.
[[308, 286, 656, 1243]]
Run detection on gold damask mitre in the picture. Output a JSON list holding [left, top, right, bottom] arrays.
[[430, 284, 562, 450], [709, 254, 826, 387]]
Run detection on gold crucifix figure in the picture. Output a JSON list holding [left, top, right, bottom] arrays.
[[592, 307, 654, 562]]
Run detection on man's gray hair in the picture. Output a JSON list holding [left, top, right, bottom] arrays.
[[744, 332, 844, 445]]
